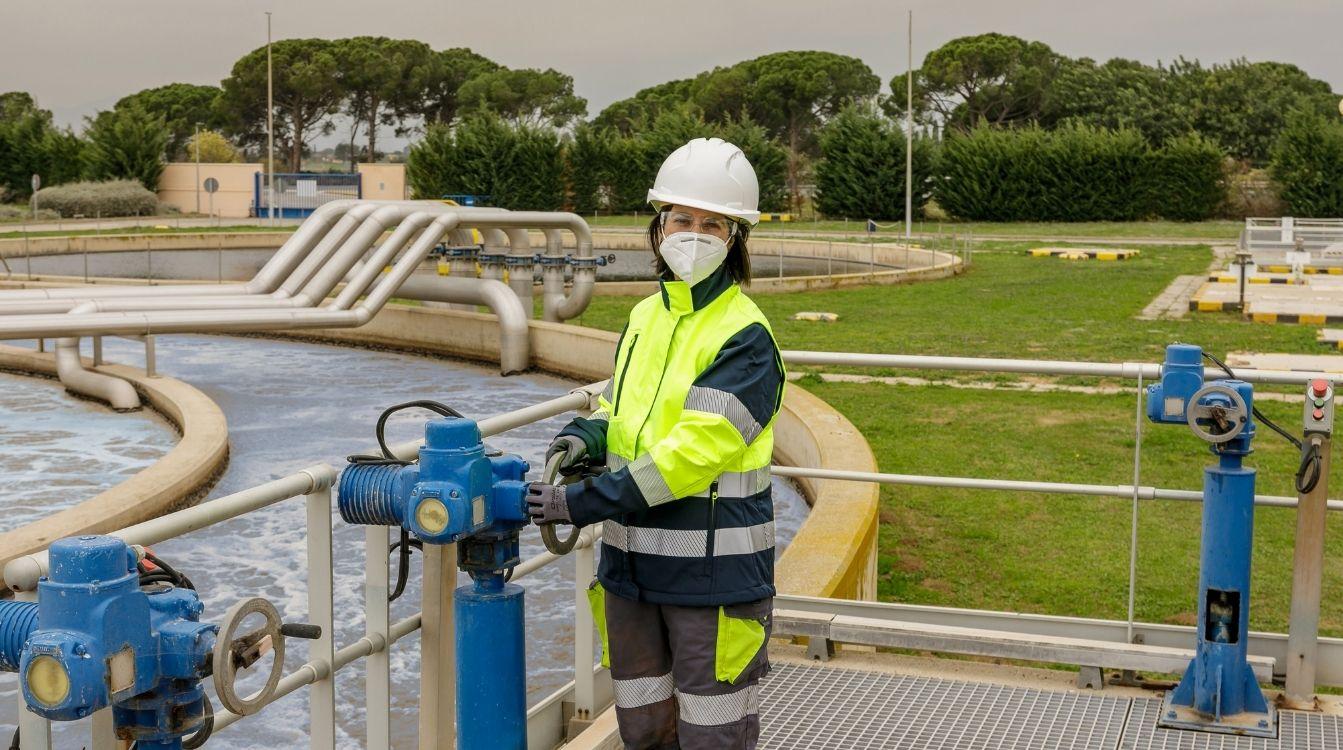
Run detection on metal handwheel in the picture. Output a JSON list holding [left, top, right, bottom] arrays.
[[540, 451, 582, 555], [212, 597, 286, 717], [1186, 383, 1250, 444]]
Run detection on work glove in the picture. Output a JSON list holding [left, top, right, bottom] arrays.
[[546, 435, 589, 474], [527, 483, 572, 525]]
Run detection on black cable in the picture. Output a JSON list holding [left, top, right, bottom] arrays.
[[1297, 440, 1323, 495], [388, 531, 424, 603], [1201, 351, 1303, 450], [142, 550, 195, 591], [181, 694, 215, 749], [9, 728, 18, 750]]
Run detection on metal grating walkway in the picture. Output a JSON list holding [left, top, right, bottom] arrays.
[[758, 662, 1343, 750]]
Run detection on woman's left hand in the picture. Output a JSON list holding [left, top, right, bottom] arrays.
[[527, 483, 572, 525]]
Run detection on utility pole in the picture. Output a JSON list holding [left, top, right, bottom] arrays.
[[266, 11, 275, 223], [194, 123, 202, 215], [904, 9, 913, 241]]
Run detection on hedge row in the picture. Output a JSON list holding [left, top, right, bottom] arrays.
[[815, 105, 938, 220], [406, 113, 565, 211], [935, 124, 1226, 221], [33, 180, 160, 218], [1271, 110, 1343, 217]]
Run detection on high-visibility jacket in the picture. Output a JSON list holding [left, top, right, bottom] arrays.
[[562, 265, 785, 606]]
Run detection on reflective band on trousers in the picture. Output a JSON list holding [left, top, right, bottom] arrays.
[[614, 672, 675, 709], [677, 685, 761, 726], [607, 455, 770, 499], [602, 519, 775, 557]]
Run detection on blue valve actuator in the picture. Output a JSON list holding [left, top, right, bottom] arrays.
[[1147, 343, 1205, 425], [338, 417, 530, 546]]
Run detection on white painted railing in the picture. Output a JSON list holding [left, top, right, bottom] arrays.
[[4, 350, 1340, 750]]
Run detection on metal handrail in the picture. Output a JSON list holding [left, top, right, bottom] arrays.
[[5, 349, 1339, 749]]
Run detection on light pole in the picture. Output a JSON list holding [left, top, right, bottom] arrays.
[[266, 10, 275, 223], [194, 123, 202, 215], [904, 9, 913, 241]]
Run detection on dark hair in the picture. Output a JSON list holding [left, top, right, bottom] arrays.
[[647, 208, 752, 284]]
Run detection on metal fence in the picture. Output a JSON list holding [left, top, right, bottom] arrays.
[[3, 348, 1340, 750], [253, 173, 362, 219]]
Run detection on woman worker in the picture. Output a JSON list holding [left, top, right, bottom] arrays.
[[527, 137, 786, 750]]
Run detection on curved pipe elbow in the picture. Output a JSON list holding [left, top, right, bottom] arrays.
[[55, 337, 141, 411]]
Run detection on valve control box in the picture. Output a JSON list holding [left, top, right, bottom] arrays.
[[1305, 378, 1334, 437]]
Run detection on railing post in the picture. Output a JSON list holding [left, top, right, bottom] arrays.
[[89, 709, 115, 750], [1285, 431, 1333, 706], [14, 589, 52, 750], [306, 488, 336, 750], [419, 543, 456, 750], [365, 525, 392, 750], [92, 336, 103, 366], [1126, 373, 1144, 647], [573, 528, 598, 725], [144, 335, 156, 377]]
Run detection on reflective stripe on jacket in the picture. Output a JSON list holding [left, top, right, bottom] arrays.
[[563, 265, 785, 606]]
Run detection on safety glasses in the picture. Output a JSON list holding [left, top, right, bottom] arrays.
[[663, 211, 733, 239]]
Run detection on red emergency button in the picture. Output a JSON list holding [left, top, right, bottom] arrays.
[[1313, 379, 1330, 398], [1315, 408, 1327, 421]]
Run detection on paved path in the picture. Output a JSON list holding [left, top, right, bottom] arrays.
[[1138, 245, 1235, 320]]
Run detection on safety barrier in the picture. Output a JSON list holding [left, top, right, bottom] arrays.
[[3, 348, 1340, 749]]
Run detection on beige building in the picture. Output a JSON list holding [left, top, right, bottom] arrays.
[[157, 162, 407, 218], [158, 162, 262, 218]]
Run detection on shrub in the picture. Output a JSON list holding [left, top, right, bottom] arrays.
[[406, 113, 565, 210], [815, 104, 938, 220], [1271, 109, 1343, 217], [934, 123, 1224, 221], [33, 180, 159, 218], [1146, 134, 1226, 220], [0, 204, 60, 221]]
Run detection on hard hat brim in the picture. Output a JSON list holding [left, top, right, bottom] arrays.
[[647, 190, 761, 227]]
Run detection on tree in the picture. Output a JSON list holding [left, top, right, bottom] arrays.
[[815, 104, 936, 220], [888, 33, 1063, 132], [0, 93, 84, 197], [592, 79, 694, 135], [1271, 109, 1343, 217], [1186, 59, 1337, 164], [406, 113, 565, 209], [84, 104, 169, 189], [457, 67, 587, 127], [113, 83, 223, 159], [219, 39, 344, 171], [417, 47, 499, 125], [1042, 57, 1194, 146], [736, 51, 880, 209], [186, 129, 240, 163], [335, 37, 432, 169]]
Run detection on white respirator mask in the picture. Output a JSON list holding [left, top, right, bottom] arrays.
[[658, 231, 729, 286]]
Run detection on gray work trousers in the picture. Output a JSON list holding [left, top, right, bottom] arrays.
[[605, 591, 772, 750]]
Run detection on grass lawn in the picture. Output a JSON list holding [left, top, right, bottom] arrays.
[[586, 214, 1243, 241], [572, 240, 1343, 634]]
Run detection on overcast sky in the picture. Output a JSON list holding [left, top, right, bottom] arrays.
[[3, 0, 1340, 150]]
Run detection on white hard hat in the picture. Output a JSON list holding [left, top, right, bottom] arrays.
[[647, 137, 761, 226]]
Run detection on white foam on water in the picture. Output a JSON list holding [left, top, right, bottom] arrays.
[[0, 335, 808, 748]]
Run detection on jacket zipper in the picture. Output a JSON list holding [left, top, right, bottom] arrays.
[[705, 481, 719, 587], [612, 333, 639, 416], [630, 319, 681, 449]]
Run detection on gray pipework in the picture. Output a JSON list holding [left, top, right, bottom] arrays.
[[504, 227, 536, 317], [395, 275, 531, 374], [55, 332, 141, 411], [540, 230, 567, 323], [479, 229, 509, 282], [0, 213, 463, 339]]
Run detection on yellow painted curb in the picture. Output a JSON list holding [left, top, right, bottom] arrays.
[[1301, 313, 1327, 326], [1253, 312, 1278, 324]]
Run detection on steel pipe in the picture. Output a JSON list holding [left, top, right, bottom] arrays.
[[395, 275, 531, 374], [781, 350, 1341, 386], [54, 334, 140, 410]]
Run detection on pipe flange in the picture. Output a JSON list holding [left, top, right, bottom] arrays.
[[1186, 383, 1249, 444], [504, 255, 537, 267], [212, 597, 285, 717], [446, 246, 481, 259], [478, 253, 508, 264], [537, 254, 569, 267], [570, 254, 614, 269]]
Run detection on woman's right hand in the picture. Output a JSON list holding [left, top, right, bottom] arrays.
[[546, 435, 588, 474]]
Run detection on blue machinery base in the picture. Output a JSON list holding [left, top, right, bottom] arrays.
[[456, 575, 527, 750]]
